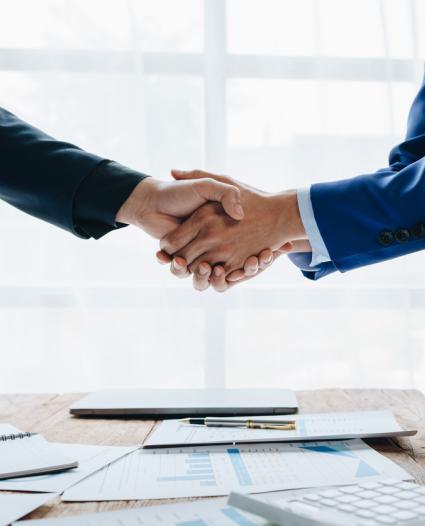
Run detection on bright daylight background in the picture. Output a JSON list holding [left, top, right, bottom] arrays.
[[1, 0, 425, 393]]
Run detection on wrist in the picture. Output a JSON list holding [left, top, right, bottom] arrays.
[[116, 177, 157, 227], [272, 190, 307, 243]]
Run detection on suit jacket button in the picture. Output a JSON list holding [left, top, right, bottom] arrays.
[[410, 222, 425, 239], [394, 228, 410, 243], [378, 230, 394, 246]]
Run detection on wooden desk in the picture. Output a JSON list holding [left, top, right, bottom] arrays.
[[1, 389, 425, 520]]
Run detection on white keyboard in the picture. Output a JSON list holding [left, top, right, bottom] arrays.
[[228, 479, 425, 526]]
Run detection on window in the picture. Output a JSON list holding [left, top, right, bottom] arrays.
[[0, 0, 424, 392]]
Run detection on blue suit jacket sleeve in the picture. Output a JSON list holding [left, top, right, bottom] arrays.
[[0, 107, 106, 235], [304, 69, 425, 279]]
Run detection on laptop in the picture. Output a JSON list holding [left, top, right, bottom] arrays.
[[69, 389, 298, 418]]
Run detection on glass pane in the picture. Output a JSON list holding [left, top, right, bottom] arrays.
[[227, 0, 318, 56], [228, 0, 415, 58], [0, 0, 202, 51]]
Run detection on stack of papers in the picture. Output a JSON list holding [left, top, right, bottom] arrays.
[[62, 438, 411, 501], [144, 410, 416, 448]]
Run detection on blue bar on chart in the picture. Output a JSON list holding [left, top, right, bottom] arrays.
[[221, 507, 260, 525], [227, 448, 253, 486], [157, 452, 216, 486]]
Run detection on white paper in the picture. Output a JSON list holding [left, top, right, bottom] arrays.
[[144, 410, 416, 448], [17, 499, 265, 526], [62, 438, 411, 501], [0, 493, 56, 526], [0, 442, 137, 493]]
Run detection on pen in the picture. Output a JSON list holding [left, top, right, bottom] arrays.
[[179, 417, 296, 431]]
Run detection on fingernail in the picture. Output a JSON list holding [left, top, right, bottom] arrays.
[[264, 255, 272, 263], [214, 267, 222, 277], [235, 204, 244, 218], [173, 260, 183, 270], [199, 265, 209, 276]]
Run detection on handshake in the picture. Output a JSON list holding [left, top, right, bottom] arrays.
[[117, 169, 311, 292]]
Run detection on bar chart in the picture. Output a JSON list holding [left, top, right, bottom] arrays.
[[158, 451, 216, 486]]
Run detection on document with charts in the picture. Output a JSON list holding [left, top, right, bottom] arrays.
[[62, 438, 411, 501], [17, 499, 263, 526], [0, 442, 137, 493], [143, 410, 416, 448]]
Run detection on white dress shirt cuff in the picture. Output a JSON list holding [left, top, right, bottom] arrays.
[[297, 187, 331, 267]]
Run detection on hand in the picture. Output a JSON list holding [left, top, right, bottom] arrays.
[[116, 176, 244, 239], [156, 248, 286, 291], [160, 170, 308, 275], [157, 239, 310, 292]]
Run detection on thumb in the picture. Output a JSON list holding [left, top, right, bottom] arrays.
[[193, 179, 244, 221]]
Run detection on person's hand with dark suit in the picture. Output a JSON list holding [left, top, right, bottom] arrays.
[[115, 176, 245, 238]]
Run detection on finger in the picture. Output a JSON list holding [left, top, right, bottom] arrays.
[[210, 265, 229, 293], [189, 250, 228, 272], [285, 240, 311, 252], [258, 249, 273, 270], [171, 169, 230, 185], [193, 262, 212, 292], [192, 178, 244, 221], [160, 217, 200, 255], [243, 256, 259, 276], [170, 257, 190, 279], [156, 250, 171, 265], [226, 269, 245, 282]]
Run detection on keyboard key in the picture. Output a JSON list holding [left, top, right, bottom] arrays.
[[374, 505, 397, 514], [357, 490, 380, 499], [398, 490, 418, 499], [338, 504, 356, 512], [359, 482, 382, 490], [395, 500, 415, 510], [355, 500, 376, 510], [378, 486, 398, 494], [375, 495, 397, 504], [393, 510, 418, 520], [380, 479, 399, 486], [320, 498, 337, 507], [356, 510, 375, 518], [396, 481, 418, 491], [341, 485, 363, 493], [337, 494, 359, 504], [376, 517, 397, 524], [319, 489, 342, 498]]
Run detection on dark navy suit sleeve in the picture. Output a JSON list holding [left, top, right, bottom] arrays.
[[0, 107, 104, 234], [73, 161, 147, 239], [0, 107, 148, 239], [302, 68, 425, 278]]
